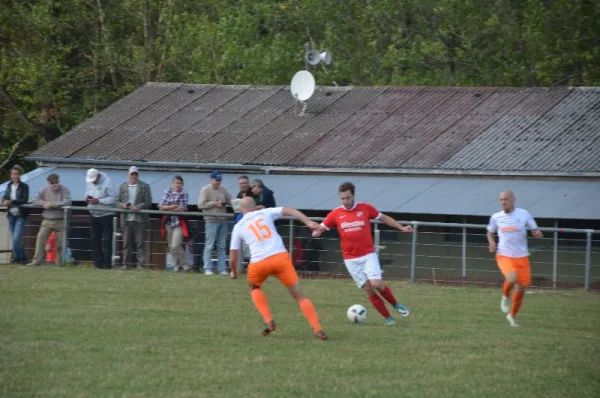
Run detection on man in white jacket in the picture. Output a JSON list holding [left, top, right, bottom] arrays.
[[85, 168, 116, 269]]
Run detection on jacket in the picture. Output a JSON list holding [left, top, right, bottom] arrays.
[[115, 180, 152, 225], [160, 215, 190, 240], [2, 182, 29, 218], [257, 187, 276, 209], [85, 172, 116, 217]]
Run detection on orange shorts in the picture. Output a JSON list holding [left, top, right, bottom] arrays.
[[247, 252, 299, 288], [496, 255, 531, 287]]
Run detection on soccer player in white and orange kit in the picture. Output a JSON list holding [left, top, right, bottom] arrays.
[[312, 182, 413, 326], [487, 190, 543, 327], [229, 197, 328, 340]]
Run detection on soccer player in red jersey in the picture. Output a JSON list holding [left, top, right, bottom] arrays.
[[312, 182, 413, 325]]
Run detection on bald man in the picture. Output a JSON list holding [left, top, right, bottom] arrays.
[[229, 197, 328, 340], [487, 190, 543, 327]]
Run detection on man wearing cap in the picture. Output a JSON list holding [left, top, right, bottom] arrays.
[[197, 170, 232, 275], [116, 166, 152, 270], [85, 168, 116, 269], [28, 173, 72, 266]]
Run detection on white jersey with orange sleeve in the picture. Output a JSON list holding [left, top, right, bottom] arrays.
[[230, 207, 287, 263], [487, 208, 539, 258]]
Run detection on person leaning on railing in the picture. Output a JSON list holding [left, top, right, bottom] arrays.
[[197, 170, 232, 275], [159, 175, 190, 272], [85, 168, 117, 270], [3, 165, 30, 265], [27, 173, 72, 266]]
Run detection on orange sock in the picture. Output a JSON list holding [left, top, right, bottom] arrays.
[[509, 290, 525, 317], [503, 280, 513, 298], [299, 298, 322, 333], [251, 289, 273, 324]]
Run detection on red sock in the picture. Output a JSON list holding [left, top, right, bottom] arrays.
[[509, 290, 525, 317], [369, 294, 391, 318], [378, 285, 398, 306], [503, 280, 513, 298]]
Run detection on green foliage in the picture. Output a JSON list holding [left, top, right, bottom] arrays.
[[1, 0, 599, 177]]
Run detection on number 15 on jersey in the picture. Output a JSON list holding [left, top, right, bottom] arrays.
[[248, 218, 273, 242]]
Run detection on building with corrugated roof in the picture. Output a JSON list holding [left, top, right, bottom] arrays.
[[4, 83, 598, 222], [1, 84, 599, 280]]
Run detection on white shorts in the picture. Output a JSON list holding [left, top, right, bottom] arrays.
[[343, 252, 382, 288]]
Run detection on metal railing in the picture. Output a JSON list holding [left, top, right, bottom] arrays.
[[2, 205, 598, 290]]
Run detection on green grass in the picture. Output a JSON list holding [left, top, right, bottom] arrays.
[[1, 265, 599, 398]]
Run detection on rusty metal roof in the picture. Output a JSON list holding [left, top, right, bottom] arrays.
[[29, 83, 600, 173]]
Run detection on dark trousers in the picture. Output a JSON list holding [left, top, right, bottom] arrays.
[[90, 215, 114, 269]]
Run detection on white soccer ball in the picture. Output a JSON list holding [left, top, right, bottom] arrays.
[[347, 304, 367, 323]]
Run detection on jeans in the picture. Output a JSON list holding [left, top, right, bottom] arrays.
[[90, 215, 114, 269], [7, 215, 27, 263], [203, 221, 228, 273]]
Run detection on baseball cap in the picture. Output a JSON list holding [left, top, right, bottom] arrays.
[[86, 168, 99, 183], [128, 166, 139, 174], [210, 170, 222, 181]]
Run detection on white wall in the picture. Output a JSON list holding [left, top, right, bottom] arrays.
[[0, 215, 10, 263]]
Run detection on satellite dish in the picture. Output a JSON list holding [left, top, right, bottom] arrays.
[[306, 50, 332, 66], [290, 70, 315, 101]]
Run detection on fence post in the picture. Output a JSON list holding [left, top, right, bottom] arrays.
[[61, 206, 70, 265], [374, 222, 380, 257], [112, 216, 118, 267], [552, 220, 558, 289], [461, 226, 467, 278], [584, 230, 592, 291], [410, 222, 418, 283], [288, 219, 294, 260]]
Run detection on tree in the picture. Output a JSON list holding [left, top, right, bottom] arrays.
[[1, 0, 599, 179]]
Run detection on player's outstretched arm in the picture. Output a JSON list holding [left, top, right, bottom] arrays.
[[229, 250, 240, 279], [282, 207, 320, 230], [486, 231, 497, 253], [379, 214, 413, 233], [531, 229, 543, 239]]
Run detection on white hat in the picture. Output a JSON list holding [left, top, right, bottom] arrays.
[[128, 166, 139, 174], [86, 168, 99, 183]]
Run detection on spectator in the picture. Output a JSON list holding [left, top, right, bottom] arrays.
[[85, 168, 116, 270], [28, 173, 72, 266], [116, 166, 152, 270], [2, 165, 29, 265], [159, 175, 190, 272], [236, 175, 256, 200], [197, 170, 232, 275], [250, 178, 276, 209]]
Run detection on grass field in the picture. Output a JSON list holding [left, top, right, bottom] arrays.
[[1, 265, 599, 398]]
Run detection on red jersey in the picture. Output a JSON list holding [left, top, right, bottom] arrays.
[[321, 203, 382, 259]]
